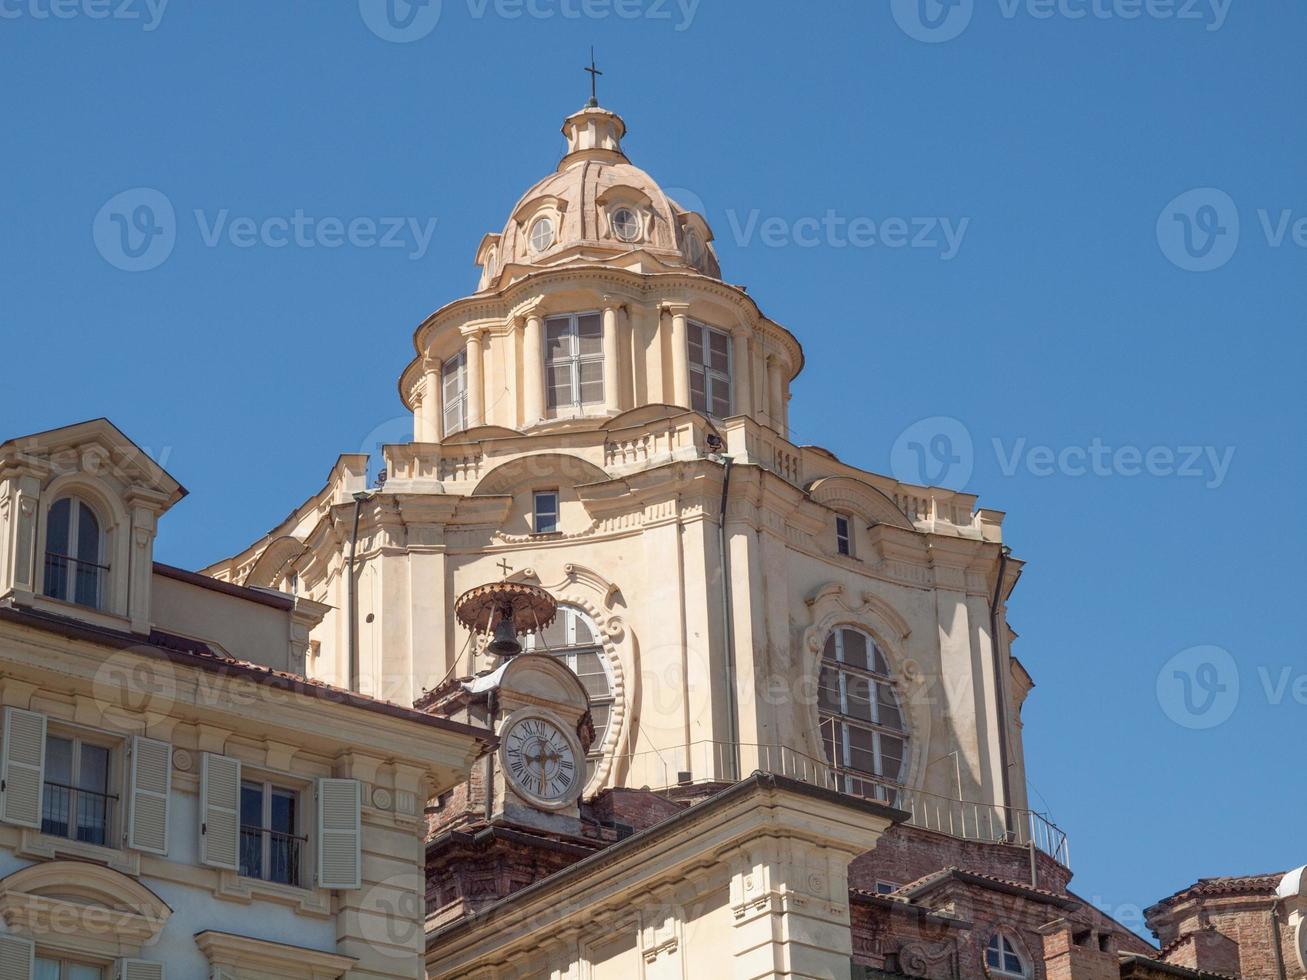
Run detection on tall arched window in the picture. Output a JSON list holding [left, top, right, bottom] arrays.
[[985, 933, 1028, 978], [525, 604, 614, 782], [818, 627, 906, 804], [43, 497, 106, 609]]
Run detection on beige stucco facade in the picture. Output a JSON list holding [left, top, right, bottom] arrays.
[[0, 419, 491, 977]]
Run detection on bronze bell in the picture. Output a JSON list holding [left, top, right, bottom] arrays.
[[487, 604, 522, 657]]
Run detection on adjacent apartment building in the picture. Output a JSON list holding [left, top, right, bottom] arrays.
[[0, 419, 491, 977]]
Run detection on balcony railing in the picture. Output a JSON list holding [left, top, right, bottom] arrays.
[[43, 552, 108, 609], [615, 740, 1070, 868], [42, 781, 115, 846], [240, 826, 305, 887]]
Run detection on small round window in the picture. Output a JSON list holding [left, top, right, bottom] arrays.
[[528, 216, 554, 254], [611, 207, 640, 242]]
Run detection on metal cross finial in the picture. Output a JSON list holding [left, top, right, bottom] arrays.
[[496, 557, 513, 578], [584, 47, 602, 107]]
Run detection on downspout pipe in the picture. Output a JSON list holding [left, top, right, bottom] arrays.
[[989, 544, 1015, 838], [716, 455, 740, 780], [1271, 902, 1289, 980]]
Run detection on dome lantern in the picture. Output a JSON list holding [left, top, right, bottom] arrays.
[[559, 105, 628, 169]]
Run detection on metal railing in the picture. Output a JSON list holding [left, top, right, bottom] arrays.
[[42, 781, 115, 847], [43, 552, 108, 609], [240, 826, 305, 886], [615, 740, 1070, 868]]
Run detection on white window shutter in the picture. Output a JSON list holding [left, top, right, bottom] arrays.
[[114, 960, 164, 980], [0, 707, 46, 829], [199, 753, 241, 871], [0, 935, 34, 980], [127, 736, 172, 855], [317, 778, 362, 890]]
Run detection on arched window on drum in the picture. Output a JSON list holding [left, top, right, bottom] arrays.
[[818, 627, 907, 804], [525, 605, 614, 783]]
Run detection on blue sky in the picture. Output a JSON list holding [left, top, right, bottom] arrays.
[[2, 0, 1303, 932]]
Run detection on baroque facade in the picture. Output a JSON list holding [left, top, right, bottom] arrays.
[[201, 100, 1305, 980]]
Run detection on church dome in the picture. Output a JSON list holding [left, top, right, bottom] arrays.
[[474, 105, 721, 292]]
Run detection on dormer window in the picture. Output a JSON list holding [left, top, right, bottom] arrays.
[[835, 515, 853, 557], [985, 933, 1028, 978], [43, 497, 106, 609], [611, 207, 640, 243], [529, 216, 555, 254]]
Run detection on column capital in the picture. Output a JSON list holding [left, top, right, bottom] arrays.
[[422, 352, 441, 373], [660, 300, 692, 315], [459, 324, 487, 340]]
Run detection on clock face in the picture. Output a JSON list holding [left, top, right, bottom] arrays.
[[501, 714, 581, 808]]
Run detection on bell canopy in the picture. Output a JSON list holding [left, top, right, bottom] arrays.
[[474, 103, 721, 291]]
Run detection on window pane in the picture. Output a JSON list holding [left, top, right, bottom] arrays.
[[879, 734, 905, 780], [76, 503, 100, 563], [79, 743, 110, 793], [877, 683, 903, 731], [577, 359, 604, 405], [545, 322, 570, 358], [576, 314, 602, 355], [46, 735, 73, 785], [572, 614, 594, 645], [46, 498, 71, 555], [538, 613, 568, 649], [840, 630, 868, 670], [43, 736, 73, 838], [818, 665, 841, 713], [845, 674, 874, 722], [710, 382, 730, 419], [689, 366, 707, 413], [821, 634, 838, 662], [241, 782, 264, 827], [69, 966, 103, 980], [575, 652, 609, 697], [270, 787, 296, 836], [546, 363, 573, 408], [687, 326, 704, 367], [240, 782, 264, 879], [35, 960, 60, 980], [987, 944, 1002, 969], [708, 330, 730, 371], [847, 726, 875, 774], [590, 702, 611, 742]]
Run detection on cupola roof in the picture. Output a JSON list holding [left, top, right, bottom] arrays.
[[475, 104, 721, 292]]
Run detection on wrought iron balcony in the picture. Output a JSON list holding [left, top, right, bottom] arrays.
[[42, 780, 115, 846]]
